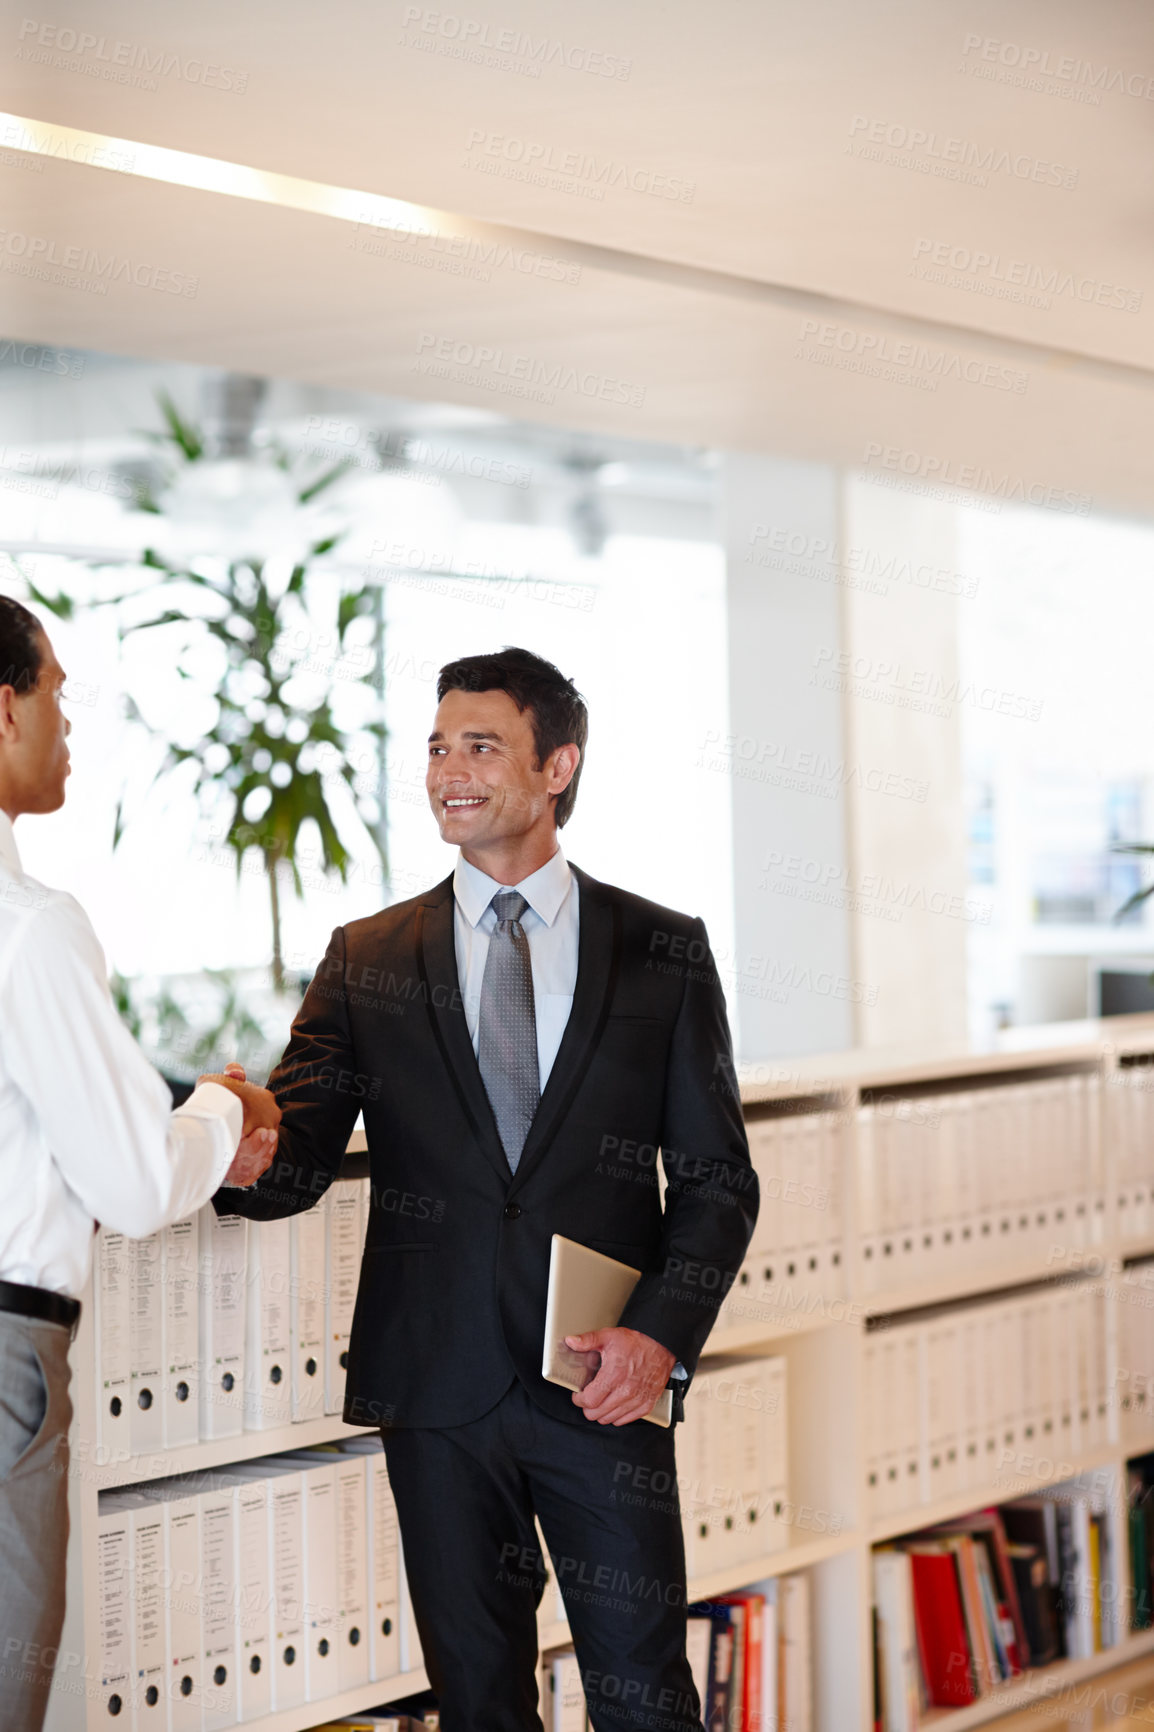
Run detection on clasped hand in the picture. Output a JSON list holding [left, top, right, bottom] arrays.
[[564, 1326, 676, 1426], [198, 1062, 280, 1187]]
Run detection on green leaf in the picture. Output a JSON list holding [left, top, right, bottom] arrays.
[[1115, 884, 1154, 922], [24, 581, 74, 619], [297, 461, 354, 505], [155, 391, 204, 462]]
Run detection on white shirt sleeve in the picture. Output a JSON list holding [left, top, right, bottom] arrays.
[[0, 892, 241, 1239]]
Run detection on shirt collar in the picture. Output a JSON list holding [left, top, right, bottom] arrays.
[[453, 846, 572, 929], [0, 811, 21, 878]]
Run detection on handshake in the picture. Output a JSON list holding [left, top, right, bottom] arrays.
[[199, 1062, 281, 1189]]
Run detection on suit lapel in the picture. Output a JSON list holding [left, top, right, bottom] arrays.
[[415, 877, 512, 1186], [507, 862, 621, 1196], [415, 862, 621, 1193]]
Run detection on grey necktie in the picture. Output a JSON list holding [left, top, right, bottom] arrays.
[[478, 890, 540, 1174]]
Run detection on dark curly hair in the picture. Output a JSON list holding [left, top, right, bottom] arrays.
[[436, 647, 588, 828], [0, 597, 45, 695]]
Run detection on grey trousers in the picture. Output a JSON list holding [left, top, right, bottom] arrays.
[[0, 1312, 73, 1732]]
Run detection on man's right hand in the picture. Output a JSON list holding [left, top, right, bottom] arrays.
[[199, 1064, 281, 1189], [223, 1126, 278, 1188]]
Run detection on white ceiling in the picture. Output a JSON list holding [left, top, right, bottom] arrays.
[[5, 0, 1154, 513]]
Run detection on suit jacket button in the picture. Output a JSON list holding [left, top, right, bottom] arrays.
[[503, 1202, 522, 1220]]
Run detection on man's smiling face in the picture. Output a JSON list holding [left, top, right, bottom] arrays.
[[426, 686, 560, 853]]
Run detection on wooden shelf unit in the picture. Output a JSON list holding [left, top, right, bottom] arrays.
[[45, 1011, 1154, 1731]]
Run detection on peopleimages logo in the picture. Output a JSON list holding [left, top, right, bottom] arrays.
[[15, 18, 249, 92], [412, 334, 645, 407], [862, 441, 1093, 515], [796, 318, 1028, 394], [961, 33, 1154, 102], [398, 7, 632, 80], [911, 237, 1142, 313], [848, 115, 1078, 188], [0, 230, 198, 296], [464, 130, 695, 202]]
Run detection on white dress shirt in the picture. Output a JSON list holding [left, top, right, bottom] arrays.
[[452, 845, 686, 1380], [0, 812, 242, 1299], [452, 845, 578, 1086]]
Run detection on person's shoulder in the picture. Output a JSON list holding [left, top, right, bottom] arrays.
[[341, 873, 454, 951], [570, 863, 701, 938], [0, 874, 104, 978]]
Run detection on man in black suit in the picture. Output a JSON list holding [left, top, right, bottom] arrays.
[[218, 647, 757, 1731]]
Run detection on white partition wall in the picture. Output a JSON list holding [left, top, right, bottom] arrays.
[[722, 456, 971, 1063]]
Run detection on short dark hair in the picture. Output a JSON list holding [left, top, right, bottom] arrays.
[[0, 597, 45, 695], [436, 647, 588, 828]]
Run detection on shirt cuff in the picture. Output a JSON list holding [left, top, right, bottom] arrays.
[[176, 1081, 243, 1185], [671, 1362, 687, 1380]]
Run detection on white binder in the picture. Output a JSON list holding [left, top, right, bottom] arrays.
[[229, 1471, 274, 1722], [94, 1227, 132, 1463], [198, 1206, 247, 1441], [551, 1649, 587, 1731], [678, 1369, 716, 1578], [129, 1231, 165, 1456], [278, 1452, 341, 1701], [94, 1496, 133, 1725], [339, 1437, 401, 1683], [334, 1452, 372, 1689], [290, 1206, 327, 1422], [244, 1219, 292, 1430], [101, 1489, 168, 1732], [873, 1550, 920, 1732], [820, 1108, 846, 1300], [325, 1178, 364, 1414], [162, 1215, 200, 1450], [138, 1478, 203, 1731], [196, 1475, 240, 1729], [254, 1460, 307, 1709], [856, 1104, 882, 1288], [759, 1352, 790, 1554]]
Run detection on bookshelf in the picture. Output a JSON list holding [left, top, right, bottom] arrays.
[[45, 1011, 1154, 1732]]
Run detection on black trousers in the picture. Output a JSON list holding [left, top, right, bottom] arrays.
[[381, 1378, 705, 1732]]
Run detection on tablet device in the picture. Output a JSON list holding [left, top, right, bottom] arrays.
[[541, 1233, 673, 1427]]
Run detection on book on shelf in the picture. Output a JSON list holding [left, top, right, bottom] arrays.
[[872, 1549, 923, 1732], [877, 1483, 1116, 1717], [715, 1592, 765, 1731], [778, 1572, 812, 1732], [691, 1582, 793, 1732], [906, 1546, 977, 1707], [1004, 1541, 1060, 1665], [1128, 1454, 1154, 1631], [700, 1600, 735, 1732]]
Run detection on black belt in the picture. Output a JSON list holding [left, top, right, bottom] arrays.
[[0, 1278, 80, 1333]]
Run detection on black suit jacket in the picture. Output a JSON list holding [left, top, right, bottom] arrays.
[[216, 863, 757, 1429]]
